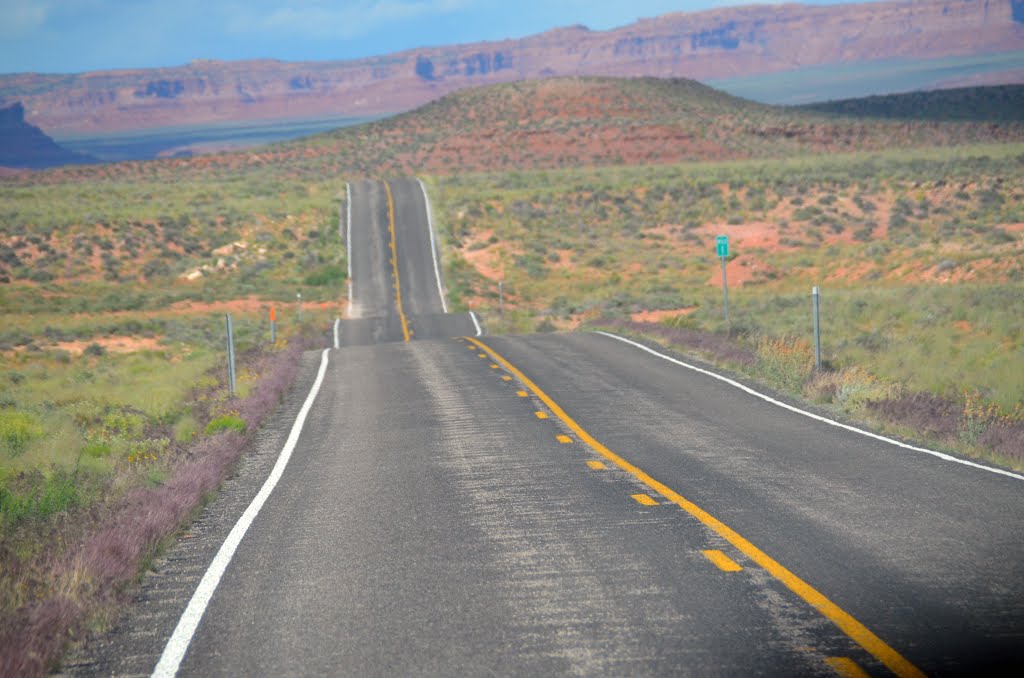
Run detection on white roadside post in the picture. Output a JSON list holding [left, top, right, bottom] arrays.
[[812, 286, 822, 370], [225, 313, 236, 396]]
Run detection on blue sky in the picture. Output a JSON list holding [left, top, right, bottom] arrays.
[[0, 0, 854, 75]]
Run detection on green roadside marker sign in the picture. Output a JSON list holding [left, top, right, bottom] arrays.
[[716, 235, 729, 258]]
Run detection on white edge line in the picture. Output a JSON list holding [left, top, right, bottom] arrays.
[[152, 348, 332, 677], [416, 177, 449, 314], [332, 318, 340, 349], [345, 182, 353, 316], [469, 310, 482, 337], [595, 331, 1024, 482]]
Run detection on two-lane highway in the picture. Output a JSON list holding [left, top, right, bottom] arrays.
[[340, 178, 476, 345], [76, 177, 1023, 676]]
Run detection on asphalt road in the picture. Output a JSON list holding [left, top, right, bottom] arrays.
[[72, 179, 1023, 677], [340, 178, 476, 345]]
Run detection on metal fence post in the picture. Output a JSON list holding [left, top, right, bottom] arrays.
[[297, 292, 302, 322], [270, 306, 276, 344], [499, 280, 504, 316], [721, 257, 729, 322], [812, 286, 822, 370], [225, 313, 237, 396]]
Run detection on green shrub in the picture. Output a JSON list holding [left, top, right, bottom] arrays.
[[0, 411, 44, 456], [102, 410, 144, 438], [304, 264, 346, 286], [84, 343, 106, 357]]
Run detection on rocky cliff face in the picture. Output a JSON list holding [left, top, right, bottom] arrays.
[[2, 0, 1022, 136], [0, 102, 95, 168]]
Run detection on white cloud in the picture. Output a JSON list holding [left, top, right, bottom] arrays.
[[225, 0, 472, 40], [0, 0, 52, 39]]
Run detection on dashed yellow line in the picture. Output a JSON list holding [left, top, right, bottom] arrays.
[[466, 336, 924, 678], [556, 435, 573, 444], [383, 181, 410, 343], [825, 657, 872, 678], [516, 390, 528, 398], [535, 411, 549, 419], [632, 493, 659, 506], [502, 375, 513, 381], [586, 460, 607, 470], [702, 549, 743, 572]]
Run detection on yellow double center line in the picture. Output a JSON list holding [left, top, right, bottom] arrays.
[[384, 181, 411, 343], [467, 335, 924, 678]]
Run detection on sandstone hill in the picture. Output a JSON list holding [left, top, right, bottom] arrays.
[[800, 84, 1024, 120], [0, 103, 95, 169], [1, 0, 1022, 138], [20, 77, 1024, 185]]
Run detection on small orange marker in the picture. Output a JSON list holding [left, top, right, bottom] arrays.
[[270, 307, 276, 321]]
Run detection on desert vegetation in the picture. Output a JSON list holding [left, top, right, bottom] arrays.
[[428, 143, 1024, 467], [0, 132, 348, 672]]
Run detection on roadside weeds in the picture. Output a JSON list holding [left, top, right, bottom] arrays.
[[0, 336, 318, 676]]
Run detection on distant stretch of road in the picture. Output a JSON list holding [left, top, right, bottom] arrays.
[[76, 178, 1023, 677], [340, 178, 477, 345]]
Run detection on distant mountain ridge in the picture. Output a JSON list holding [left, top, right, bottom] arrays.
[[0, 103, 95, 169], [1, 0, 1022, 138], [12, 77, 1024, 181]]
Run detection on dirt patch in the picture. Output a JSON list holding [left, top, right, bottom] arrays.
[[827, 261, 876, 283], [50, 337, 165, 355], [630, 308, 698, 323], [168, 297, 277, 314], [459, 230, 520, 282], [706, 254, 773, 287]]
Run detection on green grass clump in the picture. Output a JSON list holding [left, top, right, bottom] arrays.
[[304, 263, 346, 287], [173, 415, 200, 443], [81, 441, 112, 459], [204, 413, 247, 436], [755, 336, 814, 395], [0, 470, 83, 526]]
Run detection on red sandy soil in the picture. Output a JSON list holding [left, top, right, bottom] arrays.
[[827, 261, 877, 283], [630, 308, 698, 322], [706, 254, 774, 288], [51, 336, 165, 355], [168, 297, 347, 315], [459, 229, 514, 282]]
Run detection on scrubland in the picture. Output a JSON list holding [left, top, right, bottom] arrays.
[[2, 76, 1022, 671], [0, 152, 347, 673], [429, 144, 1024, 467]]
